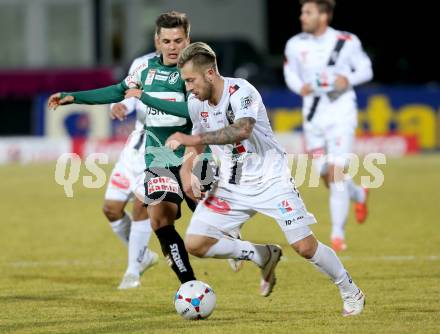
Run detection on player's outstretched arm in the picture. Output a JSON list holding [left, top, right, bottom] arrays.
[[124, 89, 190, 119], [47, 93, 74, 110], [48, 83, 127, 110]]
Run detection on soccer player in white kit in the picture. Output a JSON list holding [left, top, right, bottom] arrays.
[[283, 0, 373, 252], [104, 52, 159, 289], [137, 42, 366, 316]]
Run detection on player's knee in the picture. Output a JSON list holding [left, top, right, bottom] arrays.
[[184, 237, 208, 258], [102, 203, 123, 221], [150, 217, 174, 231], [291, 236, 318, 259], [185, 243, 205, 257]]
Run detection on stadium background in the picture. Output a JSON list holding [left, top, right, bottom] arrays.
[[1, 1, 439, 333]]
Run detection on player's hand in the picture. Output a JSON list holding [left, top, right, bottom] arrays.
[[181, 171, 202, 201], [334, 75, 349, 91], [110, 103, 128, 121], [165, 132, 200, 150], [124, 89, 143, 99], [47, 93, 74, 110], [300, 84, 313, 96]]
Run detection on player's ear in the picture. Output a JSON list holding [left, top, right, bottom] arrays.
[[206, 67, 215, 77]]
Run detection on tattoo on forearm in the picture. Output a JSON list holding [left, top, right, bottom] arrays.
[[199, 117, 255, 145]]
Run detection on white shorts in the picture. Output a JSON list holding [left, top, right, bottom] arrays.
[[186, 177, 317, 244], [104, 148, 145, 202], [304, 122, 355, 167]]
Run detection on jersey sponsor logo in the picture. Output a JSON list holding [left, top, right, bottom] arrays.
[[168, 71, 180, 84], [147, 176, 179, 195], [147, 106, 167, 116], [155, 74, 168, 81], [203, 195, 231, 214], [145, 69, 156, 85], [157, 69, 171, 75], [228, 84, 240, 95], [111, 172, 130, 190], [240, 96, 252, 110]]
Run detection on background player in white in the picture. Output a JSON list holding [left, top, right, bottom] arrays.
[[144, 42, 365, 316], [102, 41, 160, 289], [283, 0, 373, 251]]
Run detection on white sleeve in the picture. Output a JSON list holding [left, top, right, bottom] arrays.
[[109, 97, 138, 114], [230, 84, 259, 121], [283, 40, 304, 95], [342, 35, 373, 86], [123, 60, 148, 89], [112, 57, 149, 110], [128, 57, 142, 75]]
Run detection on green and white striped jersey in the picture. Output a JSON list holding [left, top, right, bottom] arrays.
[[124, 55, 191, 168]]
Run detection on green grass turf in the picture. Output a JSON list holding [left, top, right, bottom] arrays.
[[1, 155, 439, 333]]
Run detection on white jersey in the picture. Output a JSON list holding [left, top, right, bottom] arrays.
[[284, 27, 372, 126], [188, 77, 288, 186]]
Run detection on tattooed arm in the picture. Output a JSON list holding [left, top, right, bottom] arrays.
[[199, 117, 256, 145], [165, 117, 256, 149]]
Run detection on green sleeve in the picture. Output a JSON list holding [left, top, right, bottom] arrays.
[[140, 92, 190, 119], [61, 83, 127, 105]]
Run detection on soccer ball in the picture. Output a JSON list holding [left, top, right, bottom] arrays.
[[174, 280, 216, 320]]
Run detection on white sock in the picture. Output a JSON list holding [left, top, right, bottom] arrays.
[[308, 241, 359, 296], [126, 219, 153, 276], [346, 177, 365, 203], [329, 181, 350, 239], [204, 237, 270, 267], [110, 213, 131, 245]]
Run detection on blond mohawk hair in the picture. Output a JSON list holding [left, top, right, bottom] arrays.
[[178, 42, 218, 72]]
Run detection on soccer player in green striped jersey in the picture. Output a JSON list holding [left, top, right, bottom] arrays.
[[48, 11, 199, 286]]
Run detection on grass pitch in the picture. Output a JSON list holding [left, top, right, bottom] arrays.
[[1, 155, 439, 333]]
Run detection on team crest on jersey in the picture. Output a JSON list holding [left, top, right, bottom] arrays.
[[145, 69, 156, 85], [228, 84, 240, 95], [200, 111, 210, 128], [168, 71, 179, 84]]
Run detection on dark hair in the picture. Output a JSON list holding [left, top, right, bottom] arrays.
[[300, 0, 335, 22], [177, 42, 217, 71], [155, 11, 190, 38]]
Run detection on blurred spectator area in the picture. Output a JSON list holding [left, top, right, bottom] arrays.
[[0, 0, 438, 140]]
